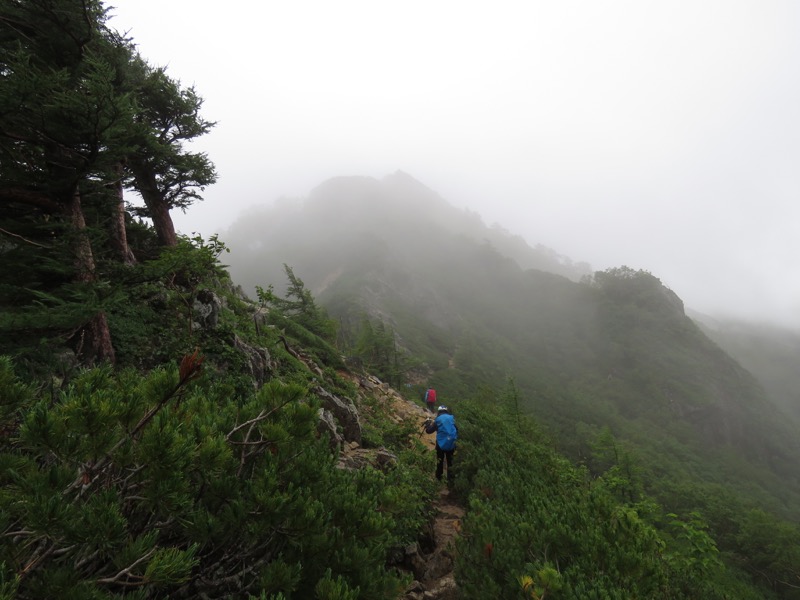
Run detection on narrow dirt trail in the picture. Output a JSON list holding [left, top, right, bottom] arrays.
[[382, 390, 463, 600], [340, 376, 464, 598], [421, 487, 463, 597]]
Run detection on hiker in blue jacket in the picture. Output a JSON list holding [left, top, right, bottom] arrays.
[[424, 406, 458, 482]]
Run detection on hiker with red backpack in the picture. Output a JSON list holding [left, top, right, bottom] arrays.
[[424, 387, 437, 413], [424, 406, 458, 482]]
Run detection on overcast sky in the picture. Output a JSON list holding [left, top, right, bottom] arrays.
[[109, 1, 800, 328]]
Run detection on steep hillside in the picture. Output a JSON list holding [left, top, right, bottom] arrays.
[[693, 313, 800, 422], [4, 181, 799, 598], [0, 237, 447, 598], [5, 2, 800, 596], [224, 173, 800, 522]]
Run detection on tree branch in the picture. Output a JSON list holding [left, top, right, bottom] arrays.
[[0, 226, 52, 248], [96, 547, 155, 586]]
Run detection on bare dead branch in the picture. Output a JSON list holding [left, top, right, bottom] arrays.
[[96, 547, 155, 586], [0, 226, 52, 248]]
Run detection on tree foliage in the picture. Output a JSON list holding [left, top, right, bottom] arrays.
[[453, 399, 776, 599], [345, 315, 421, 388], [0, 0, 216, 366], [125, 62, 217, 247], [257, 264, 337, 343]]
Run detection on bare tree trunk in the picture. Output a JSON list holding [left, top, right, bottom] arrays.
[[65, 187, 116, 364], [109, 162, 136, 265]]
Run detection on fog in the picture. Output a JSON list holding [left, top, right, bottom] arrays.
[[109, 1, 800, 328]]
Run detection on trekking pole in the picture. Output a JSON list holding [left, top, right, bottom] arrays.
[[419, 419, 432, 438]]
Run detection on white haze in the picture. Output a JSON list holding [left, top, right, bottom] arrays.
[[109, 1, 800, 329]]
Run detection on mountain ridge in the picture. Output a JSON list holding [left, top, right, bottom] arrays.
[[6, 3, 800, 592], [224, 172, 800, 519]]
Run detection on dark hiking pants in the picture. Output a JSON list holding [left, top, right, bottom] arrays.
[[435, 443, 454, 481]]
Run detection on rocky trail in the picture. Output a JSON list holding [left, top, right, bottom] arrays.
[[356, 378, 464, 600], [286, 346, 464, 598], [406, 486, 464, 600]]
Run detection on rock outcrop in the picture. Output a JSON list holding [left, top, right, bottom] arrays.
[[313, 385, 362, 445], [193, 289, 222, 329], [232, 334, 273, 387]]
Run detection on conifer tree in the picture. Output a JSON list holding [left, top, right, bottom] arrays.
[[353, 316, 407, 387], [0, 0, 217, 365], [126, 61, 217, 247], [0, 0, 133, 363], [257, 264, 337, 342]]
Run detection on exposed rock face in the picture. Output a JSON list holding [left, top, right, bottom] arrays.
[[252, 306, 270, 336], [399, 492, 463, 600], [423, 541, 455, 581], [232, 334, 273, 387], [421, 575, 457, 600], [313, 385, 362, 444], [193, 289, 222, 328], [317, 408, 343, 450]]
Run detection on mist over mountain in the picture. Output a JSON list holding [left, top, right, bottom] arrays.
[[224, 172, 800, 522], [693, 312, 800, 422], [8, 1, 800, 592], [226, 171, 591, 297]]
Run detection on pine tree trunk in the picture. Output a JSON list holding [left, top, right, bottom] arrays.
[[148, 195, 178, 247], [109, 162, 136, 265], [131, 161, 178, 247], [79, 311, 117, 365], [65, 188, 116, 364], [67, 188, 96, 284]]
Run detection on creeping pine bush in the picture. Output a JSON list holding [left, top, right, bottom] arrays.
[[0, 359, 414, 599], [454, 401, 671, 599]]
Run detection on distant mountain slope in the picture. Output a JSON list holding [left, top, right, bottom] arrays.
[[224, 172, 800, 520], [226, 171, 590, 297], [692, 312, 800, 422]]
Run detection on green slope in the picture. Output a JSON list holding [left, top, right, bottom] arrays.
[[225, 172, 800, 519], [5, 2, 799, 593]]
